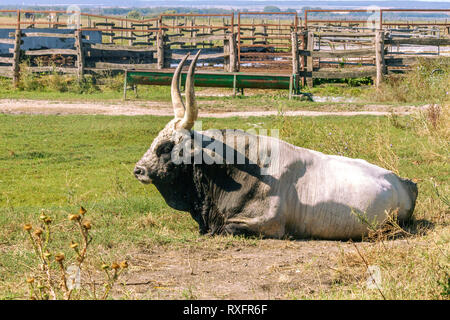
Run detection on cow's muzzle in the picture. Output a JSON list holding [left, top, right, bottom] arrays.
[[134, 166, 152, 184]]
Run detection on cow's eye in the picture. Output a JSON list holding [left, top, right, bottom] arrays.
[[156, 141, 175, 157]]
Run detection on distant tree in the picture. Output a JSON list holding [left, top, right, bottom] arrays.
[[127, 10, 141, 19], [263, 6, 281, 13]]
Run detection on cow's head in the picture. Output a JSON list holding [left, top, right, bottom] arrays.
[[133, 52, 201, 210]]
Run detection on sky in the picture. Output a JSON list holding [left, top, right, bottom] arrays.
[[2, 0, 450, 6]]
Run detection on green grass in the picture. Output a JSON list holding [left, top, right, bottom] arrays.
[[0, 57, 446, 118], [1, 56, 447, 107], [367, 57, 450, 105], [0, 57, 448, 298], [0, 74, 173, 102], [0, 74, 403, 114], [0, 110, 448, 299]]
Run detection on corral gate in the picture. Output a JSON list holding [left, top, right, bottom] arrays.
[[237, 12, 299, 73]]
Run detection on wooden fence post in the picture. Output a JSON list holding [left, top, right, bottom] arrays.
[[291, 31, 299, 77], [12, 29, 22, 88], [128, 19, 132, 46], [229, 33, 238, 72], [224, 35, 230, 71], [300, 31, 306, 87], [123, 69, 128, 100], [291, 31, 299, 94], [207, 17, 212, 48], [157, 30, 165, 69], [75, 30, 84, 80], [375, 30, 385, 88], [262, 20, 267, 45], [306, 31, 314, 87], [192, 17, 196, 38], [250, 18, 255, 45]]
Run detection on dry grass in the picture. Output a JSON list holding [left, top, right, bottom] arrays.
[[367, 57, 450, 104], [21, 207, 129, 300]]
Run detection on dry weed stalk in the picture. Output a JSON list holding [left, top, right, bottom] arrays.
[[351, 242, 386, 300], [352, 209, 413, 252], [427, 104, 442, 131], [374, 124, 400, 175], [23, 207, 128, 300]]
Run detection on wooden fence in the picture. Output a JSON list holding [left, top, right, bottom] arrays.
[[296, 29, 450, 87], [237, 12, 298, 73], [0, 9, 449, 88]]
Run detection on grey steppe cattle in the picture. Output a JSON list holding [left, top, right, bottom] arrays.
[[134, 52, 418, 240]]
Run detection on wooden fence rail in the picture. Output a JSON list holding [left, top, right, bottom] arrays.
[[0, 12, 449, 89]]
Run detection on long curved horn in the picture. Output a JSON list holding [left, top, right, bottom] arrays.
[[179, 50, 201, 130], [171, 53, 190, 119]]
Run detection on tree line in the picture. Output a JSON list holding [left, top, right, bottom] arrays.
[[0, 5, 447, 20]]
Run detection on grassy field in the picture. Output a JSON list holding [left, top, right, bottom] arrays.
[[0, 56, 447, 110], [0, 109, 448, 299], [0, 56, 448, 300]]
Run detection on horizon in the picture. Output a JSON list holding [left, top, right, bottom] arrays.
[[2, 0, 450, 7]]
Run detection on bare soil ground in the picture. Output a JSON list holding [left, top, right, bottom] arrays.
[[0, 98, 422, 117], [121, 239, 350, 299], [116, 237, 415, 300]]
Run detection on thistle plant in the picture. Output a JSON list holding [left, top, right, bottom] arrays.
[[23, 207, 128, 300]]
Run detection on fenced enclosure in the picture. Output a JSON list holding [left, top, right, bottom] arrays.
[[0, 8, 449, 90], [237, 12, 298, 73]]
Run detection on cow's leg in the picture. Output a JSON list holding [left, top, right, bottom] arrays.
[[224, 216, 285, 238], [223, 220, 257, 237], [224, 200, 285, 238]]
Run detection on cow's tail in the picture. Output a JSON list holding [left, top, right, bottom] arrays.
[[399, 177, 418, 222]]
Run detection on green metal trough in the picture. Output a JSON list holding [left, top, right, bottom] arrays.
[[123, 69, 300, 100]]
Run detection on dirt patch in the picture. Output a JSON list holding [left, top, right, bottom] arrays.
[[114, 238, 402, 300], [0, 99, 171, 116], [0, 99, 422, 118], [121, 240, 341, 299]]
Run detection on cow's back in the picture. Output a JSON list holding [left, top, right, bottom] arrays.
[[272, 141, 414, 239]]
